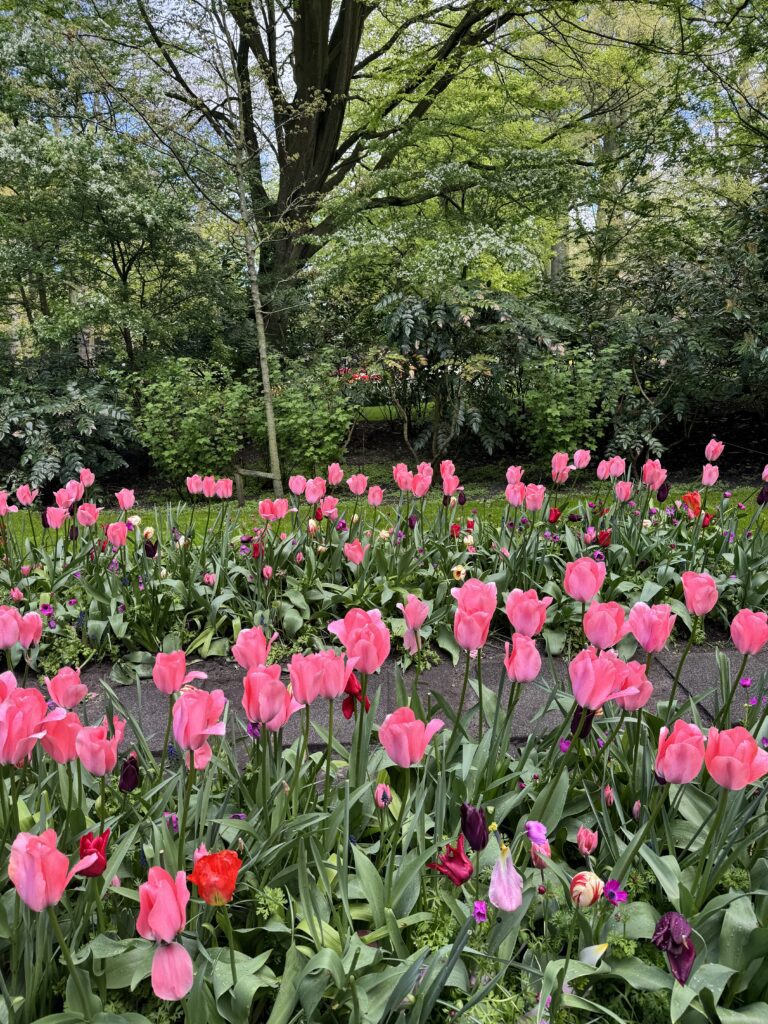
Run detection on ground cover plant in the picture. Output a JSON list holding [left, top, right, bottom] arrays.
[[1, 441, 768, 1023]]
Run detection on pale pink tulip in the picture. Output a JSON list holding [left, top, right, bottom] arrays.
[[564, 557, 606, 603], [379, 707, 443, 767], [628, 602, 676, 652], [347, 473, 368, 496], [730, 609, 768, 655], [328, 608, 390, 674], [9, 830, 97, 911], [705, 726, 768, 791], [583, 601, 629, 650], [152, 651, 207, 695], [504, 634, 541, 682], [451, 578, 497, 651], [397, 594, 429, 654]]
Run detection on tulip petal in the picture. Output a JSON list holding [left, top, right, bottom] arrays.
[[151, 942, 194, 1001]]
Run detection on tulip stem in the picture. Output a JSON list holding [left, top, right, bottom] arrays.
[[385, 772, 410, 904], [719, 654, 750, 728], [178, 765, 196, 873], [323, 699, 334, 811], [664, 631, 694, 726], [47, 907, 92, 1021], [292, 707, 310, 812], [158, 695, 174, 780], [99, 777, 106, 833]]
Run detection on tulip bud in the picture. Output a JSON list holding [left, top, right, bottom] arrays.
[[657, 481, 670, 502], [460, 802, 489, 851], [118, 752, 140, 792], [458, 491, 466, 506], [576, 826, 598, 856], [632, 800, 641, 820], [570, 870, 604, 907], [374, 783, 391, 808]]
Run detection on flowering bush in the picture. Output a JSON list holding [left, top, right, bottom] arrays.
[[0, 443, 767, 1022]]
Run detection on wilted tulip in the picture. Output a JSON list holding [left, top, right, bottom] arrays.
[[652, 911, 695, 985], [489, 844, 523, 912]]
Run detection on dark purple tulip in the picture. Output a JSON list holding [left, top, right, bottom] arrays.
[[652, 911, 695, 985], [757, 486, 768, 506], [41, 508, 49, 529], [460, 802, 489, 851], [408, 514, 418, 529], [442, 495, 450, 507], [457, 491, 466, 506], [657, 481, 670, 503], [144, 539, 158, 558], [571, 706, 596, 739], [568, 513, 582, 522], [69, 526, 79, 541], [118, 752, 141, 793]]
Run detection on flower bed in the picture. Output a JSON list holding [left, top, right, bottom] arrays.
[[1, 444, 768, 1022]]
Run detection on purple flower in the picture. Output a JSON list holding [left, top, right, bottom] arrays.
[[67, 598, 78, 606], [525, 820, 548, 845], [740, 677, 752, 688], [652, 911, 695, 985], [592, 551, 606, 562], [336, 519, 347, 532], [473, 900, 488, 923], [163, 812, 179, 834], [48, 619, 57, 631], [559, 738, 571, 753], [408, 514, 418, 529], [230, 813, 247, 820], [603, 880, 628, 905], [247, 721, 261, 740], [519, 516, 529, 526], [39, 604, 53, 616], [239, 545, 250, 555]]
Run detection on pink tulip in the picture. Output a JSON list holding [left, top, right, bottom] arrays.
[[504, 633, 541, 682], [262, 565, 273, 581], [289, 649, 349, 703], [319, 496, 339, 519], [551, 452, 570, 485], [564, 557, 606, 603], [374, 783, 392, 808], [0, 606, 20, 649], [596, 459, 611, 481], [65, 479, 84, 504], [8, 830, 97, 912], [46, 667, 87, 709], [628, 602, 676, 652], [0, 492, 17, 516], [577, 826, 598, 856], [328, 608, 390, 674], [54, 487, 73, 509], [0, 687, 48, 763], [186, 475, 203, 495], [45, 507, 69, 529], [80, 467, 95, 487], [763, 465, 768, 483], [608, 456, 626, 478], [9, 588, 22, 602], [506, 465, 524, 484], [41, 709, 82, 763], [573, 450, 591, 470], [702, 463, 719, 486], [397, 594, 430, 654], [412, 472, 431, 498], [18, 612, 42, 649], [367, 486, 384, 506], [504, 588, 552, 637], [614, 481, 633, 503], [489, 844, 523, 912], [152, 651, 207, 695], [15, 484, 38, 506], [451, 578, 497, 651], [200, 475, 216, 498], [583, 601, 629, 650], [258, 498, 289, 521], [327, 463, 344, 485], [243, 664, 302, 730], [730, 609, 768, 655], [569, 647, 629, 709], [288, 475, 307, 496], [655, 721, 705, 783], [681, 571, 718, 617], [231, 626, 276, 671], [305, 477, 327, 504], [705, 438, 725, 462], [524, 484, 546, 511], [0, 670, 17, 701], [641, 459, 668, 491], [613, 659, 653, 711], [417, 462, 433, 483], [214, 478, 233, 499], [136, 867, 193, 1001], [344, 539, 368, 565], [440, 459, 455, 480], [106, 521, 128, 548], [115, 488, 135, 510], [172, 688, 226, 759], [76, 716, 126, 776], [378, 707, 444, 767], [393, 463, 413, 492], [705, 726, 768, 791], [347, 473, 368, 496], [442, 474, 460, 497], [505, 482, 526, 507], [76, 502, 101, 527]]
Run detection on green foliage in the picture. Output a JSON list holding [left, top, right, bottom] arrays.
[[0, 361, 135, 486], [133, 359, 258, 482], [262, 354, 355, 475]]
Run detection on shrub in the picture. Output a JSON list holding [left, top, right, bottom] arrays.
[[134, 359, 258, 482]]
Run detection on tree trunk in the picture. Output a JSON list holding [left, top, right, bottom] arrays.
[[236, 170, 284, 497]]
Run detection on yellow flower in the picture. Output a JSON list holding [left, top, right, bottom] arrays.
[[451, 564, 467, 581]]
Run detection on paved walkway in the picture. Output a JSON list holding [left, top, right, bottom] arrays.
[[71, 641, 768, 755]]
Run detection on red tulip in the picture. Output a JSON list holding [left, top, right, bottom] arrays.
[[428, 834, 473, 886], [189, 849, 242, 905], [78, 829, 111, 877]]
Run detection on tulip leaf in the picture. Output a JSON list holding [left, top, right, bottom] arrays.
[[718, 1004, 768, 1023], [352, 846, 385, 929]]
